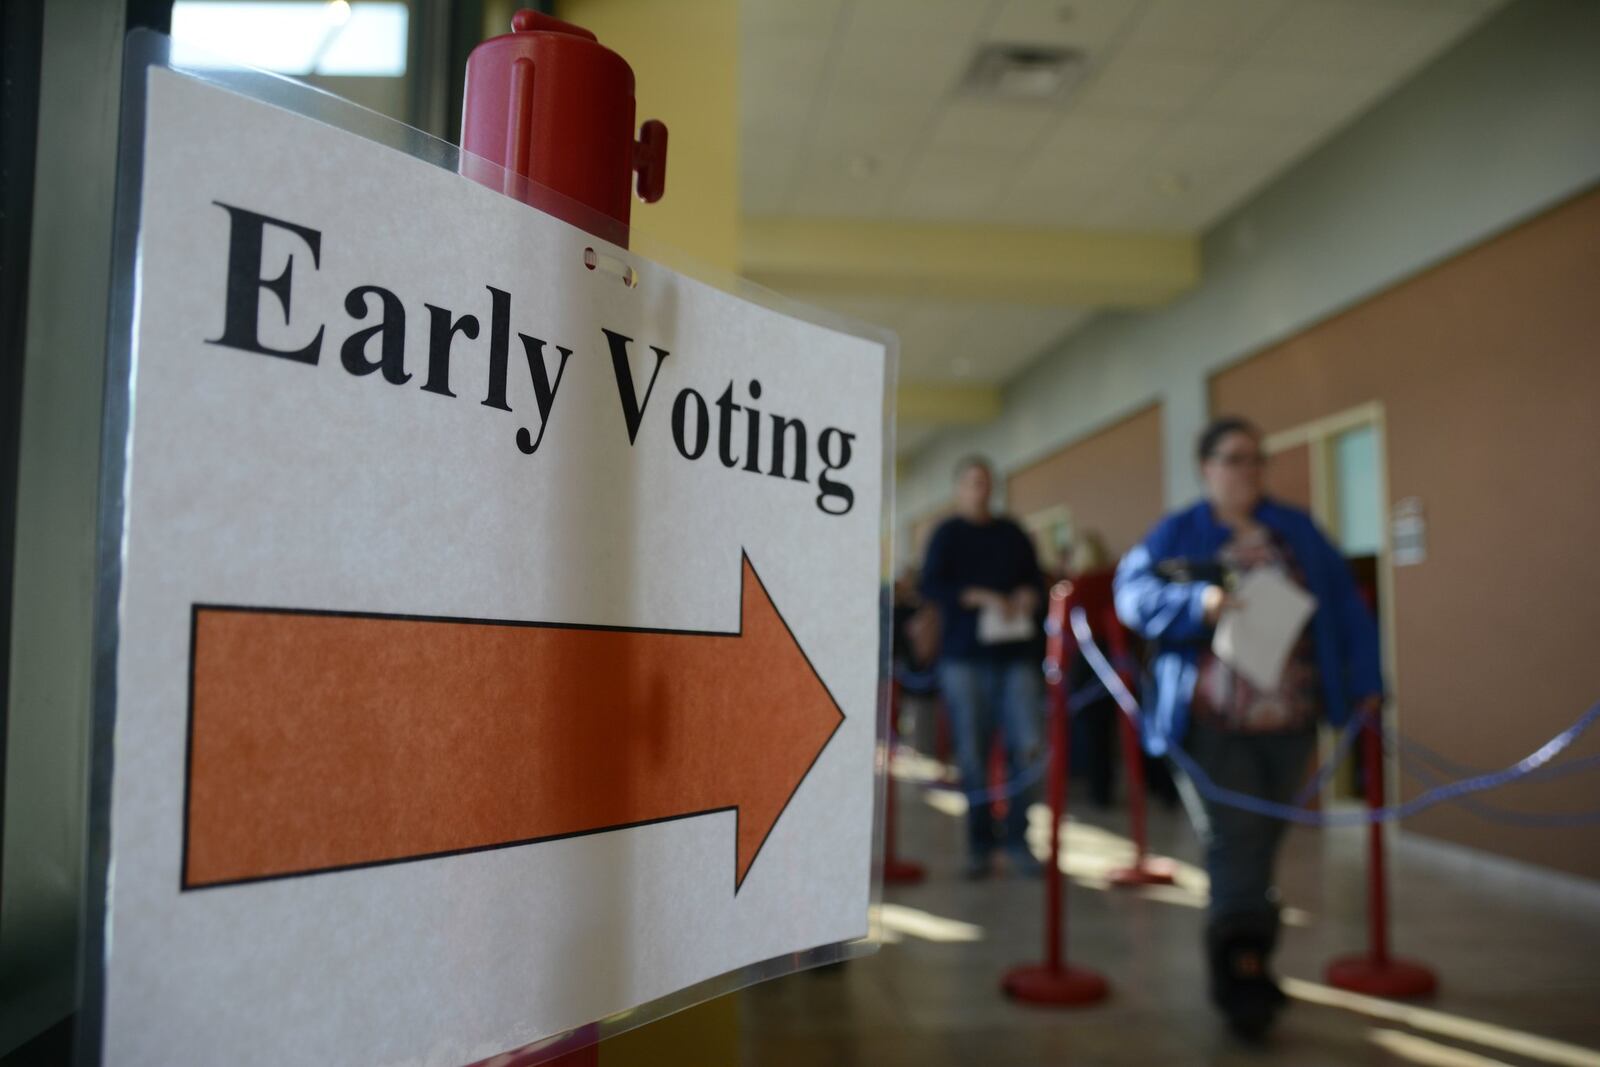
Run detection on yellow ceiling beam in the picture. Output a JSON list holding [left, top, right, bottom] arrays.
[[743, 219, 1199, 307], [897, 384, 1002, 425]]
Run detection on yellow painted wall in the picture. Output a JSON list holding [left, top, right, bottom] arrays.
[[549, 3, 742, 1064], [558, 0, 741, 274]]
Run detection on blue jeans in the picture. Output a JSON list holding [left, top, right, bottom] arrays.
[[938, 657, 1044, 858], [1178, 724, 1318, 921]]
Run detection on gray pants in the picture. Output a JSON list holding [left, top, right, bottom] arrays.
[[1177, 724, 1318, 921]]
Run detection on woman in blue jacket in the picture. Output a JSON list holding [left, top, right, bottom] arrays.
[[1114, 416, 1382, 1040]]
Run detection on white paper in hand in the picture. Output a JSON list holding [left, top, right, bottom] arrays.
[[977, 602, 1035, 645], [1212, 569, 1317, 690]]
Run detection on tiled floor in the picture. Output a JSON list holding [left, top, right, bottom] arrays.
[[741, 772, 1600, 1066]]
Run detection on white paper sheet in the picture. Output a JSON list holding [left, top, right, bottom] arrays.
[[1211, 569, 1317, 691], [976, 602, 1035, 645], [97, 68, 887, 1067]]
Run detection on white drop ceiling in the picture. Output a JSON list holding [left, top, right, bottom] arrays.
[[741, 0, 1501, 414]]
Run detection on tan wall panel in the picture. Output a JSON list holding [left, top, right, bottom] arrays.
[[1211, 185, 1600, 881], [1264, 441, 1313, 513], [1006, 404, 1165, 561]]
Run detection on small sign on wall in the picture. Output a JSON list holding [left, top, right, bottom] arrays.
[[1392, 497, 1427, 566]]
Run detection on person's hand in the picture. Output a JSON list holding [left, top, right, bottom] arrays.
[[959, 587, 1004, 612], [1006, 587, 1040, 620], [1201, 584, 1234, 625]]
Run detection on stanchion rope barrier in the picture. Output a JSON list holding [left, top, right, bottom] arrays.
[[1392, 734, 1600, 827], [1067, 606, 1600, 828]]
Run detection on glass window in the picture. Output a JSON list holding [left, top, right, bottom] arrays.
[[1332, 423, 1382, 556], [171, 1, 408, 77]]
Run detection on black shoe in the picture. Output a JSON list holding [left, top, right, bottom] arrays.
[[1220, 949, 1284, 1042], [1206, 912, 1287, 1042]]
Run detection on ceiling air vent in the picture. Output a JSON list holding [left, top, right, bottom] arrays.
[[959, 43, 1088, 105]]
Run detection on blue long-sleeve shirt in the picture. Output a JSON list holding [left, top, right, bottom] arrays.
[[1113, 498, 1383, 755], [919, 515, 1045, 662]]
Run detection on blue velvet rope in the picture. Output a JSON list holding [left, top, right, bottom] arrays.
[[1068, 605, 1600, 827]]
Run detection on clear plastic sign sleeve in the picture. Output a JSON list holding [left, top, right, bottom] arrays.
[[81, 30, 895, 1067]]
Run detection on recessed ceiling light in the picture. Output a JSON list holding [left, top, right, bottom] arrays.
[[170, 1, 408, 76], [960, 43, 1089, 106]]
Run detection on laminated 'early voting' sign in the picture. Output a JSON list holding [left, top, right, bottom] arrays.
[[86, 50, 889, 1067]]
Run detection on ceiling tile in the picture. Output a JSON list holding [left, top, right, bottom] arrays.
[[984, 0, 1147, 51], [1092, 180, 1193, 232], [739, 34, 832, 99], [828, 32, 973, 103], [1097, 156, 1286, 232], [846, 0, 994, 43], [1073, 58, 1225, 119], [784, 149, 901, 218], [1250, 0, 1486, 74], [953, 305, 1092, 380], [741, 131, 805, 215], [890, 151, 1018, 220], [1141, 117, 1280, 174], [924, 100, 1058, 154], [1118, 0, 1289, 61], [891, 301, 981, 380], [1197, 64, 1386, 123], [807, 84, 931, 177], [741, 0, 847, 39], [1011, 114, 1165, 190]]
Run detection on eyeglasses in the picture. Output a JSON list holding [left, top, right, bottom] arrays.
[[1207, 452, 1267, 469]]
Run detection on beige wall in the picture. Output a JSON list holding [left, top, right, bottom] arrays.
[[1262, 441, 1313, 513], [1211, 185, 1600, 881], [1006, 403, 1166, 561]]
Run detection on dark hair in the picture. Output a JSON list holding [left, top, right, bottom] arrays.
[[1197, 416, 1261, 462], [953, 454, 992, 480]]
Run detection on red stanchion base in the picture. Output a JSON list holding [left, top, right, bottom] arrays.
[[1325, 956, 1437, 999], [883, 858, 927, 885], [1001, 964, 1110, 1006], [1107, 859, 1177, 888]]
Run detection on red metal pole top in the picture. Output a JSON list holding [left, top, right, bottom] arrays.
[[460, 9, 667, 247]]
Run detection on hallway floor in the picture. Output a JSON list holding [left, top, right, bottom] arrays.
[[741, 770, 1600, 1066]]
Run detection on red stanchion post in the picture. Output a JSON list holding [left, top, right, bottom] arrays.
[[1325, 711, 1436, 998], [1001, 583, 1110, 1006], [1106, 705, 1176, 888], [459, 9, 667, 247], [1076, 595, 1174, 889], [883, 679, 927, 885]]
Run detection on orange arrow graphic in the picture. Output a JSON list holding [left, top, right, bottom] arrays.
[[183, 553, 844, 893]]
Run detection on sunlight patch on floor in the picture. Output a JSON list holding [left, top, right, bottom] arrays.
[[1285, 977, 1600, 1067], [1370, 1028, 1516, 1067], [871, 902, 985, 945]]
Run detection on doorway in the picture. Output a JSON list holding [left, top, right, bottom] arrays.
[[1263, 403, 1393, 807]]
